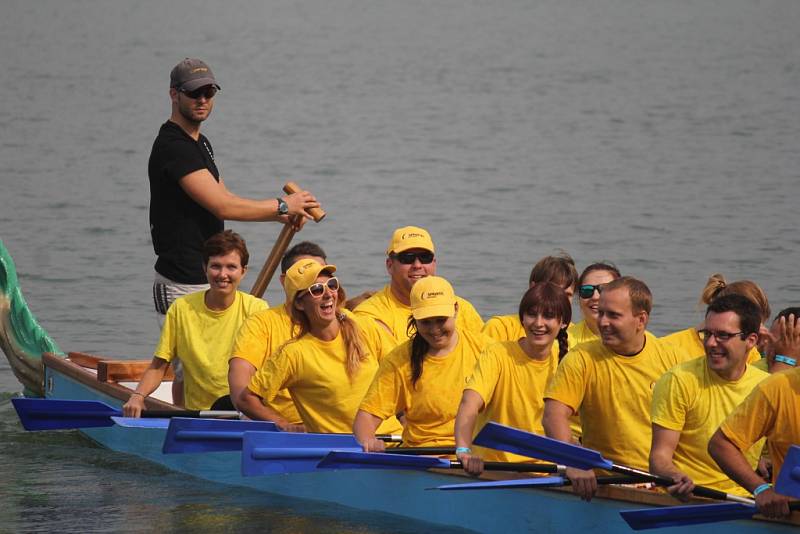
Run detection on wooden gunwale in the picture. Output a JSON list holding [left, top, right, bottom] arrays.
[[45, 352, 175, 410]]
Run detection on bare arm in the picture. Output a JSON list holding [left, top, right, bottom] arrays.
[[179, 169, 319, 222], [353, 410, 386, 452], [708, 430, 791, 518], [649, 424, 695, 499], [227, 357, 256, 410], [453, 390, 486, 475], [237, 387, 304, 432], [544, 399, 597, 501], [122, 357, 170, 417]]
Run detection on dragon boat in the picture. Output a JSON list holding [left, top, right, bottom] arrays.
[[1, 238, 798, 533]]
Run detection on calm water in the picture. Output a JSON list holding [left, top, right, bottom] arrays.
[[2, 0, 800, 531]]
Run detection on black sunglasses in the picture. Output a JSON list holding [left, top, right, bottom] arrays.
[[181, 86, 218, 100], [306, 277, 339, 298], [578, 284, 605, 299], [391, 252, 435, 265]]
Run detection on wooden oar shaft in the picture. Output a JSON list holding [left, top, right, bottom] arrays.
[[250, 182, 325, 298]]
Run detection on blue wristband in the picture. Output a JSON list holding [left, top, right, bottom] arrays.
[[455, 447, 472, 454], [775, 354, 797, 366], [753, 483, 772, 497]]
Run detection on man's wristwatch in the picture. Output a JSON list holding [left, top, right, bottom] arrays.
[[276, 197, 289, 215]]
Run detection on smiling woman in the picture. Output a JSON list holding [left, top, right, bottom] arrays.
[[237, 259, 402, 436], [122, 231, 267, 415]]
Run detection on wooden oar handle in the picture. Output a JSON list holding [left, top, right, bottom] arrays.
[[284, 181, 325, 222], [250, 181, 325, 298]]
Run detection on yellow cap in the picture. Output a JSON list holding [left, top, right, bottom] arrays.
[[284, 259, 337, 304], [410, 276, 456, 320], [386, 226, 435, 255]]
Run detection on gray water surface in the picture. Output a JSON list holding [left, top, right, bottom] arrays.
[[2, 0, 799, 532]]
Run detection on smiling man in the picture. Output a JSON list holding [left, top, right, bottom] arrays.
[[123, 231, 267, 415], [649, 295, 769, 498], [354, 226, 484, 343], [542, 276, 689, 500]]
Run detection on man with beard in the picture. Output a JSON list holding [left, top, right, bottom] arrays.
[[148, 59, 320, 403]]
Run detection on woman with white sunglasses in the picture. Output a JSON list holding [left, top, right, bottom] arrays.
[[237, 259, 401, 435]]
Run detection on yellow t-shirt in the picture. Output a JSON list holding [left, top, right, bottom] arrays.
[[355, 284, 484, 343], [155, 290, 267, 410], [466, 340, 559, 463], [359, 329, 493, 447], [544, 331, 690, 470], [751, 358, 768, 372], [482, 314, 579, 352], [651, 356, 769, 495], [230, 303, 302, 423], [719, 367, 800, 482], [248, 313, 401, 435], [567, 320, 599, 348], [661, 327, 762, 365]]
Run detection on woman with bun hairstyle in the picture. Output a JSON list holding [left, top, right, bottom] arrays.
[[661, 273, 769, 365], [454, 283, 572, 475]]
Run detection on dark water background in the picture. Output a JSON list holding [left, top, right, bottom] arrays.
[[1, 0, 799, 532]]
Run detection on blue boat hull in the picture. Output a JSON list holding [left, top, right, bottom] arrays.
[[41, 356, 798, 534]]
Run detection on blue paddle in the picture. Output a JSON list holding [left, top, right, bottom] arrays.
[[620, 501, 800, 530], [317, 450, 565, 473], [162, 417, 279, 453], [434, 475, 641, 491], [12, 398, 238, 431], [776, 445, 800, 498], [241, 432, 455, 476], [474, 421, 753, 503], [162, 417, 402, 454]]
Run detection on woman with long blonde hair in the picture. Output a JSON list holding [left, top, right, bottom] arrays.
[[238, 259, 401, 435]]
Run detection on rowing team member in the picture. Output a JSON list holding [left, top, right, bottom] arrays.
[[124, 230, 266, 416]]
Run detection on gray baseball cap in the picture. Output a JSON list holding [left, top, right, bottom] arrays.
[[170, 58, 221, 92]]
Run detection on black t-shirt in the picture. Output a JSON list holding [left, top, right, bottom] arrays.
[[148, 121, 223, 283]]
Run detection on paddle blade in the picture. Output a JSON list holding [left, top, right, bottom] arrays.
[[474, 421, 612, 471], [776, 445, 800, 498], [163, 417, 278, 454], [317, 451, 451, 471], [111, 416, 171, 429], [620, 503, 757, 530], [435, 476, 567, 491], [12, 398, 120, 430], [242, 431, 361, 476]]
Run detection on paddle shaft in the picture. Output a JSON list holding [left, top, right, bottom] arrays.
[[141, 410, 240, 419], [608, 462, 753, 503], [250, 182, 325, 298], [473, 462, 562, 473]]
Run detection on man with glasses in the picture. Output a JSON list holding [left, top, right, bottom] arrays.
[[542, 276, 689, 501], [149, 58, 319, 403], [354, 226, 484, 343], [649, 294, 769, 499]]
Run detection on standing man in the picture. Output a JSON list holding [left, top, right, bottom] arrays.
[[149, 58, 318, 403], [542, 276, 688, 500], [149, 57, 319, 310], [649, 294, 769, 498], [354, 226, 484, 343]]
